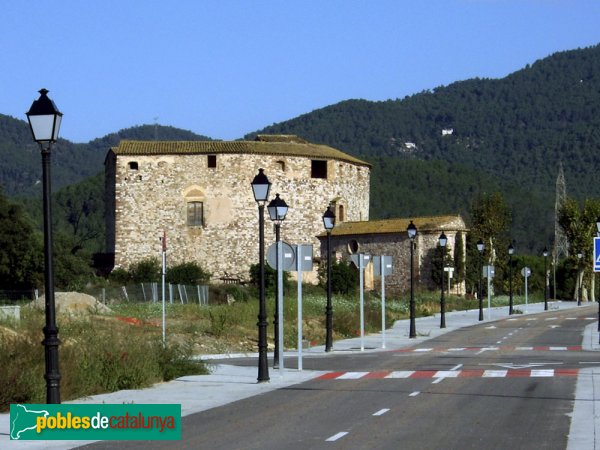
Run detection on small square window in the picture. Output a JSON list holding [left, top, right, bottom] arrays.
[[128, 161, 139, 170], [207, 155, 217, 168], [311, 160, 327, 179]]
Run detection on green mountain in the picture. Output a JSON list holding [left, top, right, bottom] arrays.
[[3, 44, 600, 255], [0, 116, 211, 197], [246, 44, 600, 253]]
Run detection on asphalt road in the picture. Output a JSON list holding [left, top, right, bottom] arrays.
[[83, 306, 598, 450]]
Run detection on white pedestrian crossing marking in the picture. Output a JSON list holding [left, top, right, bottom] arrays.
[[337, 371, 368, 379]]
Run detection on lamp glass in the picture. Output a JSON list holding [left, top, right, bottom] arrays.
[[251, 169, 271, 203], [407, 221, 417, 240], [267, 194, 288, 222], [322, 206, 335, 230], [26, 89, 62, 143], [438, 232, 447, 247], [508, 244, 514, 255], [477, 239, 484, 252]]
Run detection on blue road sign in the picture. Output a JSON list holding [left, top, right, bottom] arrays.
[[594, 237, 600, 273]]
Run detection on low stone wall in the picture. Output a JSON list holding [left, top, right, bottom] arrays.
[[0, 305, 20, 322]]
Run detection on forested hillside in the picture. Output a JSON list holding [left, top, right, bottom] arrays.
[[248, 44, 600, 252], [2, 44, 600, 255], [0, 116, 211, 197]]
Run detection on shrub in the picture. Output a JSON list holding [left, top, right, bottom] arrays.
[[130, 258, 161, 283], [109, 267, 130, 285], [249, 263, 291, 293], [319, 260, 359, 295], [167, 262, 210, 285]]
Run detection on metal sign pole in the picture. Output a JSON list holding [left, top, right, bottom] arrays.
[[360, 254, 365, 352], [487, 268, 491, 321], [381, 256, 386, 349], [525, 270, 528, 313], [296, 245, 303, 371], [277, 239, 284, 375], [161, 231, 167, 344]]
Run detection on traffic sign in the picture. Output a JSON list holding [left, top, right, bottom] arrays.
[[594, 237, 600, 273], [483, 265, 494, 279], [267, 241, 295, 271], [521, 267, 531, 278], [293, 244, 313, 272], [373, 255, 393, 276], [350, 253, 371, 269]]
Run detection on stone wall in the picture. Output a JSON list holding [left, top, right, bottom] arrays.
[[107, 150, 370, 282]]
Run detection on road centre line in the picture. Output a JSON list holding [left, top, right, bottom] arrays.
[[373, 409, 390, 416], [409, 392, 420, 397], [326, 432, 348, 442]]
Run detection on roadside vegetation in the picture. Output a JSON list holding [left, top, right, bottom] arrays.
[[0, 273, 540, 412]]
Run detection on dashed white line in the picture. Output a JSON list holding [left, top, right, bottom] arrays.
[[326, 432, 348, 442], [451, 364, 463, 371], [409, 391, 420, 397], [373, 408, 390, 416]]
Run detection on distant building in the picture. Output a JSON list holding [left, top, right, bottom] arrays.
[[318, 215, 468, 295], [105, 135, 371, 283]]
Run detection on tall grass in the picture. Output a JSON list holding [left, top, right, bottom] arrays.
[[0, 307, 206, 412]]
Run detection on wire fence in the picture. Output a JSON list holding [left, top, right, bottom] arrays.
[[90, 283, 210, 305], [0, 283, 210, 306]]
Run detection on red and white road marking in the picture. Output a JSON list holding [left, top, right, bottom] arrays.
[[317, 368, 579, 380], [393, 345, 582, 354]]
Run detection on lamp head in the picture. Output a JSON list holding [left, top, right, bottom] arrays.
[[267, 193, 288, 222], [322, 205, 335, 231], [407, 220, 417, 240], [26, 88, 62, 144], [477, 239, 485, 253], [251, 168, 271, 203], [438, 231, 447, 248]]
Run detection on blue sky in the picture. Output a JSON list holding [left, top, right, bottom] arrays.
[[3, 1, 600, 143]]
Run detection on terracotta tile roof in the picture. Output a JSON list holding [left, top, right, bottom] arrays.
[[111, 137, 371, 167], [327, 215, 467, 237]]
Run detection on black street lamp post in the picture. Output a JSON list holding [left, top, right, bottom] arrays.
[[543, 247, 549, 311], [267, 193, 288, 368], [477, 239, 485, 321], [508, 243, 515, 315], [439, 232, 447, 328], [407, 221, 417, 338], [596, 217, 600, 336], [251, 168, 271, 383], [26, 89, 63, 404], [323, 205, 335, 352]]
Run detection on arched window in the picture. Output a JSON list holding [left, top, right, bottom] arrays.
[[184, 186, 206, 227]]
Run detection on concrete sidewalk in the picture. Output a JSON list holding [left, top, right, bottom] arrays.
[[1, 300, 598, 449]]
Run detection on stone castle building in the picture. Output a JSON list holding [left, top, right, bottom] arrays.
[[105, 135, 371, 282]]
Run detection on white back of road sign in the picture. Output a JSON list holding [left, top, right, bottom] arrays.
[[594, 237, 600, 273]]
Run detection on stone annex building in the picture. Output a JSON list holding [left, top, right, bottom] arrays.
[[318, 215, 468, 295], [105, 135, 371, 283]]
